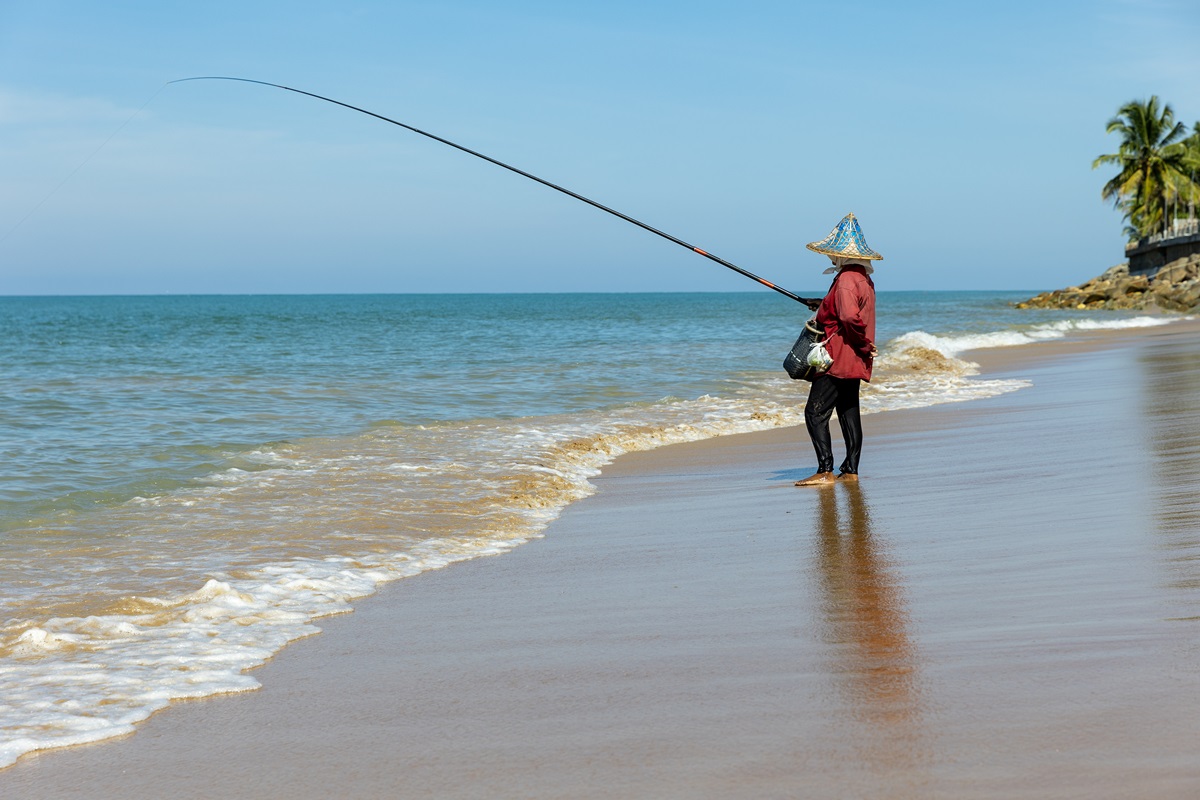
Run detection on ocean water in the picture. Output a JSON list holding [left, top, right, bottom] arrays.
[[0, 291, 1179, 767]]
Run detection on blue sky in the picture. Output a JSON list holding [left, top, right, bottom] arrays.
[[2, 0, 1198, 295]]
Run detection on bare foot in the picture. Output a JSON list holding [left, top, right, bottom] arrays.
[[794, 472, 835, 487], [837, 472, 859, 482]]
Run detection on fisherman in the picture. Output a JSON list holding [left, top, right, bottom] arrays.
[[795, 213, 881, 487]]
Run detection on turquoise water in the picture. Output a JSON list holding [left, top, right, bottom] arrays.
[[0, 290, 1175, 767], [0, 290, 1063, 528]]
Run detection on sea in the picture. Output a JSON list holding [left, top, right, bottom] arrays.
[[0, 290, 1180, 767]]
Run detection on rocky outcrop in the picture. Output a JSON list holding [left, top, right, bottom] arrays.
[[1016, 254, 1200, 311]]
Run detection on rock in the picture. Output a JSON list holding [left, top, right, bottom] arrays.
[[1098, 263, 1130, 281], [1155, 256, 1200, 285], [1180, 281, 1200, 308], [1016, 256, 1199, 312]]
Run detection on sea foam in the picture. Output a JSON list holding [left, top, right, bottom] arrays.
[[886, 315, 1176, 360]]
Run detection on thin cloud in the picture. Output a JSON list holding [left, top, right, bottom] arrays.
[[0, 87, 145, 126]]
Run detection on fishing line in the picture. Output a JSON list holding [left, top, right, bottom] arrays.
[[0, 84, 168, 247], [169, 76, 818, 306]]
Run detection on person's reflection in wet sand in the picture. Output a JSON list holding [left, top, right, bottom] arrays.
[[1140, 342, 1200, 607], [814, 482, 928, 784]]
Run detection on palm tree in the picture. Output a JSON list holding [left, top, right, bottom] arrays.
[[1093, 97, 1192, 240], [1179, 122, 1200, 224]]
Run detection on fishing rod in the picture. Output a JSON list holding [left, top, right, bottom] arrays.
[[169, 76, 818, 307]]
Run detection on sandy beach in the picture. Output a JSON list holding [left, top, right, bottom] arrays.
[[4, 318, 1200, 799]]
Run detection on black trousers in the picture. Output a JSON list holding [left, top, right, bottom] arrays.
[[804, 375, 863, 475]]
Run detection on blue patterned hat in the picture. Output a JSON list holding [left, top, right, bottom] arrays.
[[805, 213, 883, 261]]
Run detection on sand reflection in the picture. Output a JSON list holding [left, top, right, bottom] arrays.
[[1140, 340, 1200, 599], [814, 483, 927, 775]]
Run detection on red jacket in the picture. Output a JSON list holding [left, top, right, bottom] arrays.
[[815, 266, 876, 381]]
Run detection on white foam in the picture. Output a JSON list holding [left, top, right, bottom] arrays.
[[0, 555, 470, 769], [888, 315, 1176, 359]]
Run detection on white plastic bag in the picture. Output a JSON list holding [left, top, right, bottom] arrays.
[[806, 341, 833, 371]]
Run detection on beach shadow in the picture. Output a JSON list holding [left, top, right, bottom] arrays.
[[813, 483, 929, 780], [769, 468, 820, 483]]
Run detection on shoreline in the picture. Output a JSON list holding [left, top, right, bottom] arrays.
[[4, 317, 1200, 797]]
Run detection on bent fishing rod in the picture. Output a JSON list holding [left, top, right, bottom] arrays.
[[169, 76, 818, 307]]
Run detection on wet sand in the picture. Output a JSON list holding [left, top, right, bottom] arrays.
[[4, 319, 1200, 798]]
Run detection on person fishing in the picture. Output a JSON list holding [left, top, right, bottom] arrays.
[[794, 213, 881, 487], [166, 79, 843, 437]]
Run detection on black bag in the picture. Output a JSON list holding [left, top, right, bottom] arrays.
[[783, 316, 830, 381]]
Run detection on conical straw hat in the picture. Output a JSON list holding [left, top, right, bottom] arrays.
[[805, 213, 883, 261]]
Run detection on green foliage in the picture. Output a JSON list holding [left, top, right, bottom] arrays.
[[1093, 97, 1198, 242]]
